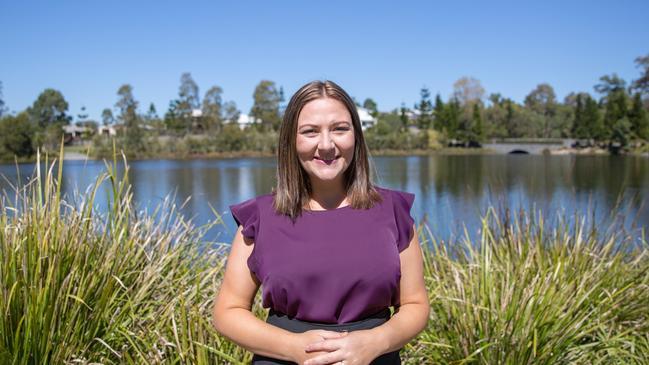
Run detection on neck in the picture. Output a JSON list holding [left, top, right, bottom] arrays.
[[308, 179, 348, 210]]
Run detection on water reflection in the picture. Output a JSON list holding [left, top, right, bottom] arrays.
[[0, 155, 647, 244]]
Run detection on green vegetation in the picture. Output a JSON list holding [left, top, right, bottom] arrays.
[[415, 214, 649, 364], [0, 54, 648, 160], [1, 156, 648, 363], [0, 151, 247, 364]]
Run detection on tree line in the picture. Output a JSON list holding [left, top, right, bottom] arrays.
[[365, 55, 649, 152], [0, 54, 647, 161]]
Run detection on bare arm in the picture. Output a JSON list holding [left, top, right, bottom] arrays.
[[369, 224, 430, 353], [212, 226, 345, 363], [303, 224, 430, 364]]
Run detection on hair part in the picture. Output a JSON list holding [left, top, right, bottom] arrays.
[[274, 80, 381, 219]]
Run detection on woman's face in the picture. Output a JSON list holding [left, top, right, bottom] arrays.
[[295, 97, 355, 189]]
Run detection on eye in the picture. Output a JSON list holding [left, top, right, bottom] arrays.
[[300, 128, 317, 136], [334, 125, 351, 132]]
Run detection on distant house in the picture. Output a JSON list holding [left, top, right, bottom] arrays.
[[225, 114, 262, 130], [357, 107, 376, 130], [191, 109, 203, 118], [63, 124, 92, 145], [98, 123, 154, 136], [98, 125, 118, 136]]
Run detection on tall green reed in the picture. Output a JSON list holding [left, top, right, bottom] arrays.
[[0, 148, 258, 364], [409, 208, 649, 364]]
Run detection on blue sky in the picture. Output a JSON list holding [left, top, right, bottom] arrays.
[[1, 0, 648, 121]]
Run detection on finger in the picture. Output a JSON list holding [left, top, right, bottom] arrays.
[[303, 351, 343, 365], [320, 331, 348, 339], [304, 339, 341, 353]]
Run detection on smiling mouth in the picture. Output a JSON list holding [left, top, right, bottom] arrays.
[[314, 156, 339, 165]]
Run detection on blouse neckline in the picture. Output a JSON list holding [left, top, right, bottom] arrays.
[[303, 204, 353, 213]]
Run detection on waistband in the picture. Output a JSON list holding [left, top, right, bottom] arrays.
[[254, 308, 401, 365], [266, 308, 391, 333]]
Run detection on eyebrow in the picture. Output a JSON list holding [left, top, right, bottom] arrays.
[[298, 121, 352, 129]]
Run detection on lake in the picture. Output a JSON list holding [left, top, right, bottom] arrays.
[[1, 154, 647, 244]]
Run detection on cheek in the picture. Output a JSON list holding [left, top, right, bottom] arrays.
[[342, 135, 356, 155], [295, 136, 313, 158]]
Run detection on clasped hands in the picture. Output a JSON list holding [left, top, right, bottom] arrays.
[[291, 329, 381, 365]]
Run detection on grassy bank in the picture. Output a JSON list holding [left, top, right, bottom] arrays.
[[1, 156, 648, 364]]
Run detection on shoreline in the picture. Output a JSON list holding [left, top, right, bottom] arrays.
[[1, 147, 647, 164]]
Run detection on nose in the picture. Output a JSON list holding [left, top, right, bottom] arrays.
[[317, 131, 335, 153]]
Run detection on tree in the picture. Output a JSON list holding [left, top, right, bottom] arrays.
[[399, 103, 409, 130], [451, 77, 485, 143], [525, 84, 556, 115], [455, 104, 475, 143], [594, 74, 626, 97], [202, 85, 224, 132], [362, 98, 378, 117], [628, 93, 649, 140], [610, 117, 632, 150], [171, 73, 201, 133], [583, 95, 604, 141], [524, 83, 557, 137], [563, 92, 590, 108], [77, 106, 89, 122], [444, 98, 461, 139], [415, 87, 433, 129], [483, 94, 509, 138], [572, 94, 587, 139], [472, 103, 483, 142], [222, 101, 240, 127], [631, 54, 649, 96], [251, 80, 281, 131], [0, 112, 35, 158], [115, 84, 144, 155], [101, 108, 114, 126], [0, 81, 7, 117], [28, 88, 71, 128], [164, 99, 184, 134], [500, 100, 543, 138], [27, 88, 71, 151], [179, 72, 200, 111], [602, 87, 629, 141], [146, 103, 158, 121], [433, 94, 445, 132], [570, 94, 591, 139], [452, 77, 485, 106]]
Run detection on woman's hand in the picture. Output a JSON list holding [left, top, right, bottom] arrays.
[[289, 330, 349, 364], [302, 330, 381, 365]]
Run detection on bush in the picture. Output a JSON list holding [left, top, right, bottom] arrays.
[[0, 154, 249, 363], [0, 112, 35, 159], [412, 210, 649, 364]]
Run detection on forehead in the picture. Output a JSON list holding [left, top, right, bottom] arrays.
[[297, 97, 351, 125]]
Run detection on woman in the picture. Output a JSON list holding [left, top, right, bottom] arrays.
[[212, 80, 429, 365]]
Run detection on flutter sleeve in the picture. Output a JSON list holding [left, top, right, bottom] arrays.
[[229, 197, 259, 240], [392, 190, 415, 252]]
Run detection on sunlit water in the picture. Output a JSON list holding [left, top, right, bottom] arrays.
[[1, 155, 647, 244]]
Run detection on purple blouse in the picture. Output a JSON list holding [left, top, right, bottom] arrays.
[[229, 187, 415, 324]]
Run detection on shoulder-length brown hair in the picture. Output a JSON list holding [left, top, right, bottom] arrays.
[[274, 80, 381, 219]]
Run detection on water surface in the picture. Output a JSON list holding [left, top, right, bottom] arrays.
[[1, 155, 647, 244]]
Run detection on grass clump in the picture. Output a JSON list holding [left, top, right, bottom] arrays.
[[0, 151, 260, 364], [409, 210, 649, 364]]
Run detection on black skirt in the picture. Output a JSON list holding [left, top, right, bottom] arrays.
[[251, 308, 401, 365]]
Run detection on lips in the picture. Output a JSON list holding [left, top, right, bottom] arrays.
[[314, 156, 339, 165]]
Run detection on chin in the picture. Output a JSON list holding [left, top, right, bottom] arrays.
[[306, 168, 346, 184]]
